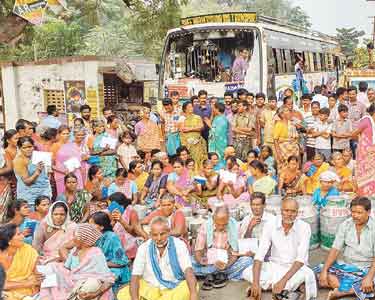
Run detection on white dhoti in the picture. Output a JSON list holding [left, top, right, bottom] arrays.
[[243, 262, 317, 300]]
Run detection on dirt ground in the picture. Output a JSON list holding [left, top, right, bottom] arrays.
[[199, 248, 355, 300]]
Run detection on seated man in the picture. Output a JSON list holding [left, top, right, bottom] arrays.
[[141, 194, 188, 241], [117, 216, 198, 300], [239, 192, 275, 258], [318, 196, 375, 300], [193, 206, 252, 290], [246, 198, 317, 300]]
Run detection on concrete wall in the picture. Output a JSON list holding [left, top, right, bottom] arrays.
[[1, 60, 103, 129]]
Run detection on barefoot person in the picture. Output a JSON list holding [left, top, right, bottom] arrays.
[[117, 216, 198, 300], [246, 198, 317, 300], [318, 197, 375, 300]]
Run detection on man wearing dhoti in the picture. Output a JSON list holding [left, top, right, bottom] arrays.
[[245, 198, 317, 300], [117, 216, 198, 300], [317, 196, 375, 300]]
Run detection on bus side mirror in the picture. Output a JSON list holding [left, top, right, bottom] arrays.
[[155, 64, 160, 75]]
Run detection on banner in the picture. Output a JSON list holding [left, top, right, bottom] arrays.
[[47, 0, 67, 15], [180, 12, 257, 26], [13, 0, 48, 25]]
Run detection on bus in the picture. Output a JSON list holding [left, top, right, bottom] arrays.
[[158, 12, 345, 102]]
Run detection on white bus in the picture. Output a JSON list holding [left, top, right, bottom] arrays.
[[158, 12, 345, 101]]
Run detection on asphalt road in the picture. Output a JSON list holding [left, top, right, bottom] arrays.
[[199, 248, 354, 300]]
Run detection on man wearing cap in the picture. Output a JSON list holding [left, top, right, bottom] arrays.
[[246, 198, 317, 300], [312, 171, 340, 208], [117, 216, 198, 300], [160, 98, 181, 156]]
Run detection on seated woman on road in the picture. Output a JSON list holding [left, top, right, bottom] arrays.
[[259, 145, 276, 177], [108, 168, 138, 204], [167, 158, 195, 207], [40, 223, 115, 300], [32, 201, 76, 261], [0, 223, 40, 300], [28, 195, 51, 222], [312, 171, 340, 209], [248, 160, 277, 196], [305, 152, 330, 194], [90, 211, 131, 293], [330, 151, 356, 193], [278, 155, 306, 196], [213, 156, 248, 209], [193, 159, 220, 208], [208, 152, 225, 173]]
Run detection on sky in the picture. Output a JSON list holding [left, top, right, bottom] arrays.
[[292, 0, 374, 40]]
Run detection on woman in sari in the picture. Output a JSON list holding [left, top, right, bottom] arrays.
[[193, 159, 220, 208], [135, 105, 161, 153], [207, 102, 228, 161], [34, 127, 57, 152], [330, 151, 356, 192], [107, 115, 124, 140], [90, 211, 130, 292], [0, 224, 41, 300], [259, 145, 276, 177], [33, 201, 76, 261], [352, 103, 375, 196], [273, 105, 300, 168], [248, 160, 277, 196], [128, 160, 149, 194], [73, 126, 91, 183], [167, 158, 195, 207], [51, 125, 84, 194], [7, 199, 35, 244], [213, 156, 249, 209], [56, 173, 92, 223], [139, 160, 167, 209], [278, 155, 306, 196], [108, 168, 138, 204], [110, 192, 148, 259], [29, 195, 51, 221], [180, 101, 207, 170], [88, 119, 117, 178], [305, 152, 330, 194], [0, 130, 18, 221], [13, 137, 52, 207], [40, 223, 115, 300]]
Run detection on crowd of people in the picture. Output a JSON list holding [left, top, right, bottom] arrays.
[[0, 81, 375, 300]]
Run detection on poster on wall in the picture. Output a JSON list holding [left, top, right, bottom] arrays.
[[64, 81, 87, 115], [13, 0, 48, 25], [47, 0, 67, 15]]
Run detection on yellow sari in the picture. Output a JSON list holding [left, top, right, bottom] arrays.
[[180, 115, 207, 170], [305, 162, 330, 194], [273, 121, 300, 165], [336, 166, 355, 192], [4, 243, 39, 300]]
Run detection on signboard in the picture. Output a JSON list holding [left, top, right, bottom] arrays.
[[180, 12, 257, 26], [13, 0, 48, 25], [64, 81, 87, 115]]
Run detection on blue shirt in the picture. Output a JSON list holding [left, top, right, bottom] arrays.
[[312, 187, 340, 208], [40, 115, 61, 129], [218, 51, 233, 69], [193, 105, 212, 119]]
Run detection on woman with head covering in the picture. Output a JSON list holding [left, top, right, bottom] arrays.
[[40, 223, 115, 300], [32, 201, 76, 261], [90, 212, 130, 292], [0, 223, 40, 300], [312, 171, 341, 208]]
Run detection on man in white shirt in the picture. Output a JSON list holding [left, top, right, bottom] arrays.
[[239, 192, 275, 256], [246, 198, 317, 300], [312, 85, 328, 108], [117, 216, 198, 300]]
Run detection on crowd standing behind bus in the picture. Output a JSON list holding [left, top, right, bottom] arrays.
[[1, 83, 375, 300]]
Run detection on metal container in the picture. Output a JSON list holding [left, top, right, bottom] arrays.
[[189, 216, 205, 239], [265, 195, 282, 216], [181, 207, 193, 218]]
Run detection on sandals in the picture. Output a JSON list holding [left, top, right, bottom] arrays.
[[201, 274, 214, 290], [213, 273, 228, 289]]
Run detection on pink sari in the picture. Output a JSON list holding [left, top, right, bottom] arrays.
[[54, 142, 84, 194], [174, 169, 193, 207], [113, 206, 138, 259], [40, 247, 114, 300], [356, 117, 375, 196]]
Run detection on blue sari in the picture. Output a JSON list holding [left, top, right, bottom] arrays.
[[208, 115, 228, 161], [95, 231, 130, 292]]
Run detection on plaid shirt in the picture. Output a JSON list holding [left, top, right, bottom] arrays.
[[160, 109, 180, 134], [195, 222, 229, 251]]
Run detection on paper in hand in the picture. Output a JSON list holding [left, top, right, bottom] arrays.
[[238, 238, 259, 255], [100, 137, 118, 150], [207, 248, 229, 265], [64, 157, 81, 172], [32, 151, 52, 167]]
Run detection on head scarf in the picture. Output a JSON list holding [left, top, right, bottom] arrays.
[[75, 223, 102, 247], [320, 170, 340, 183], [45, 201, 71, 231]]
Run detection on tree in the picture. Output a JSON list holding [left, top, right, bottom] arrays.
[[353, 47, 369, 68], [336, 27, 366, 59], [287, 6, 312, 30]]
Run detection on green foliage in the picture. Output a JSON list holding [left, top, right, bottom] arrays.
[[353, 47, 370, 68], [336, 27, 366, 59], [287, 6, 312, 30]]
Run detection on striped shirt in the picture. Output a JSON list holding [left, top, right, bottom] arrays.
[[304, 114, 319, 148], [195, 222, 229, 251]]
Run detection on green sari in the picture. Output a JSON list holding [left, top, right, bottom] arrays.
[[208, 114, 228, 161]]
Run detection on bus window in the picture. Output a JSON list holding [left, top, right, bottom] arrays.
[[281, 50, 288, 73], [320, 53, 326, 71], [273, 48, 281, 74], [313, 53, 318, 72], [289, 50, 296, 73], [327, 54, 333, 71], [163, 29, 259, 83]]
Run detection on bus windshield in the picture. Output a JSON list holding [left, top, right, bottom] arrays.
[[163, 28, 260, 84]]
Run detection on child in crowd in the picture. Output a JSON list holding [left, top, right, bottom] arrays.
[[312, 171, 340, 208], [313, 107, 332, 161], [332, 104, 352, 153], [117, 132, 137, 170]]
